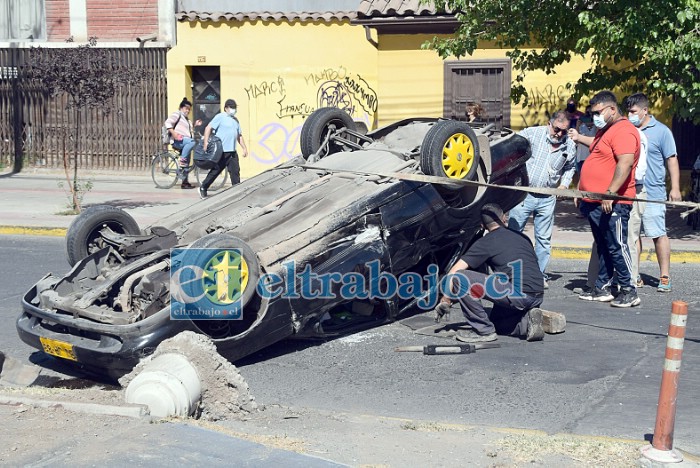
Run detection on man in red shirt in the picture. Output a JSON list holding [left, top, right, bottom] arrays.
[[571, 90, 641, 307]]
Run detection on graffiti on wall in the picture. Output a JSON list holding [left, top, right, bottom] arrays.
[[248, 66, 378, 165], [244, 76, 286, 100], [519, 83, 573, 127], [253, 122, 301, 164], [304, 67, 348, 86]]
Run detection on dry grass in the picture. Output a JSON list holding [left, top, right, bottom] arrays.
[[497, 432, 640, 467]]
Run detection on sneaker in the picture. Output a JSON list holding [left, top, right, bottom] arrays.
[[657, 276, 671, 292], [611, 289, 641, 308], [455, 329, 498, 343], [577, 286, 594, 300], [199, 187, 208, 199], [526, 308, 544, 342], [636, 276, 644, 288], [181, 181, 195, 189], [591, 287, 614, 302]]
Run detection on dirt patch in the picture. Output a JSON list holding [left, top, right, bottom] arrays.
[[496, 432, 641, 467], [120, 331, 258, 421]]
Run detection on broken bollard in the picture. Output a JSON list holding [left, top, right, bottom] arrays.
[[125, 353, 202, 418]]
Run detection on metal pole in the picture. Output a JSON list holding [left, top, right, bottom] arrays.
[[640, 300, 688, 463], [11, 47, 23, 173]]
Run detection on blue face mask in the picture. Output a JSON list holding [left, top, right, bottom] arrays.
[[593, 113, 607, 129], [628, 114, 642, 127]]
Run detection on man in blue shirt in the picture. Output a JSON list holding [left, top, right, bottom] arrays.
[[200, 99, 249, 198], [626, 93, 681, 292], [508, 111, 577, 288]]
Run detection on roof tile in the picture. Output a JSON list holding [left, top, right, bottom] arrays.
[[176, 11, 357, 23], [357, 0, 448, 17]]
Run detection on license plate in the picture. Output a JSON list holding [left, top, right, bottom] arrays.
[[40, 337, 77, 361]]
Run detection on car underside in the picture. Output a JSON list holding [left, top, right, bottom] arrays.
[[18, 109, 530, 379]]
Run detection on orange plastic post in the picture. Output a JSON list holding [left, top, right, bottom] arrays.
[[651, 300, 688, 452]]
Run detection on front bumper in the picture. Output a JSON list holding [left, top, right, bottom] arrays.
[[17, 286, 192, 379]]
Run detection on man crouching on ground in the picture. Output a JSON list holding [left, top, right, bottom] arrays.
[[435, 203, 545, 343]]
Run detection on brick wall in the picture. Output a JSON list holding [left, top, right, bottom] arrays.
[[46, 0, 71, 41], [87, 0, 159, 41], [44, 0, 160, 42]]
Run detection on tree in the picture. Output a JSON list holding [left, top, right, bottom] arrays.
[[26, 37, 146, 212], [426, 0, 700, 123]]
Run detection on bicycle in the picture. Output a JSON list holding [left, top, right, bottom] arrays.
[[150, 146, 228, 190]]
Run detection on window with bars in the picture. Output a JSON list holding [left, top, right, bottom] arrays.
[[443, 60, 511, 128]]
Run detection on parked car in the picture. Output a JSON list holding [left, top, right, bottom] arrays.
[[17, 108, 531, 380]]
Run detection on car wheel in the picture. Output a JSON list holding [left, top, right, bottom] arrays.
[[66, 205, 141, 266], [300, 107, 357, 159], [184, 233, 261, 317], [420, 120, 481, 189]]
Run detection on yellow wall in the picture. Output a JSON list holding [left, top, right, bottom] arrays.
[[377, 34, 595, 130], [168, 20, 598, 178], [168, 20, 378, 178]]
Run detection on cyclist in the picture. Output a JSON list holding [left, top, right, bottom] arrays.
[[164, 97, 202, 189]]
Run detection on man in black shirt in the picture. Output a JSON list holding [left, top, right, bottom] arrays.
[[436, 203, 545, 342]]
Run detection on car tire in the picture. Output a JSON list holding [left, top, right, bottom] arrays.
[[300, 107, 357, 159], [420, 120, 481, 190], [186, 233, 261, 311], [66, 205, 141, 266]]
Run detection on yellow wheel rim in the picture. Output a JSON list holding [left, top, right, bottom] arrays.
[[441, 133, 475, 179], [202, 250, 249, 305]]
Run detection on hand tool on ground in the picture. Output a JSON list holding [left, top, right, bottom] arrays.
[[394, 343, 500, 355]]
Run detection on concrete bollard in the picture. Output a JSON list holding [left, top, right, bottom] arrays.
[[125, 353, 202, 418], [640, 300, 688, 464]]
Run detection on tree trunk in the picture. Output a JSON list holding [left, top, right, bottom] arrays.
[[72, 108, 81, 212]]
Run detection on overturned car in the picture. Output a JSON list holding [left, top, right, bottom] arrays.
[[18, 108, 530, 379]]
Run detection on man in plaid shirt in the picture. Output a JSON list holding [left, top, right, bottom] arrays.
[[508, 111, 577, 288]]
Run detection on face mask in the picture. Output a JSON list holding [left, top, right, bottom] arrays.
[[566, 103, 576, 112], [628, 114, 642, 127], [227, 108, 237, 117], [593, 112, 607, 129]]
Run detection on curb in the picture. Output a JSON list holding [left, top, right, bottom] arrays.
[[551, 245, 700, 263], [0, 393, 149, 419], [0, 226, 67, 237]]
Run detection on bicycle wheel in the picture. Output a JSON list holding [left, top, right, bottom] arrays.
[[195, 166, 228, 191], [151, 152, 179, 189]]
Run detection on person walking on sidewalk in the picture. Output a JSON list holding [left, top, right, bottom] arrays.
[[508, 111, 577, 288], [626, 92, 681, 292], [165, 97, 202, 189], [570, 90, 641, 308], [435, 203, 545, 343], [200, 99, 249, 199]]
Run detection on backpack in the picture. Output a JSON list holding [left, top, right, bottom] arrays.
[[193, 135, 223, 170], [161, 113, 182, 146]]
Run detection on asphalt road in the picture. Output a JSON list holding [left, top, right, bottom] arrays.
[[1, 235, 699, 455]]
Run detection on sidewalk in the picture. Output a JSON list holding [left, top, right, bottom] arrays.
[[1, 169, 700, 260]]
